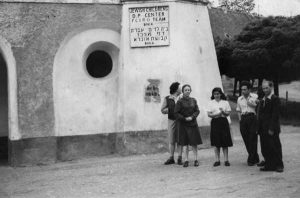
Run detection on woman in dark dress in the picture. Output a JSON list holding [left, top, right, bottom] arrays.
[[175, 84, 202, 167], [207, 87, 232, 167]]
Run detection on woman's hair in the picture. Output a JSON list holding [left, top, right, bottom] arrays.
[[169, 82, 180, 94], [211, 87, 227, 100], [182, 84, 192, 93]]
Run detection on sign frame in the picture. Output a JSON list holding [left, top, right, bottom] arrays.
[[128, 5, 170, 48]]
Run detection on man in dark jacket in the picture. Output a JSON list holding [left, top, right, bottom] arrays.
[[257, 81, 284, 172]]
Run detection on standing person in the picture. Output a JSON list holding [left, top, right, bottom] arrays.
[[256, 86, 266, 167], [257, 81, 284, 172], [207, 87, 232, 167], [236, 81, 260, 166], [175, 84, 202, 168], [161, 82, 183, 165]]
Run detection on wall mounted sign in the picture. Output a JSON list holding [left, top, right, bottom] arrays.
[[129, 6, 169, 47], [144, 79, 161, 103]]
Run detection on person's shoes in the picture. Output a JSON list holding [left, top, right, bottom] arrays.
[[194, 160, 199, 167], [257, 161, 265, 167], [248, 162, 255, 166], [213, 161, 221, 167], [183, 161, 189, 168], [177, 157, 183, 165], [164, 157, 175, 165], [260, 167, 274, 172], [224, 161, 230, 166], [275, 167, 284, 173]]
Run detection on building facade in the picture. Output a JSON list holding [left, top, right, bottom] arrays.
[[0, 0, 223, 166]]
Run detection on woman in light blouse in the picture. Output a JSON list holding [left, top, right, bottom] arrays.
[[207, 87, 233, 167]]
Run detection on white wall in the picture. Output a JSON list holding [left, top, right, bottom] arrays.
[[53, 1, 222, 136], [53, 29, 121, 136], [121, 1, 222, 132]]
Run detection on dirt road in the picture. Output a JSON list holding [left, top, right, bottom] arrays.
[[1, 125, 299, 198]]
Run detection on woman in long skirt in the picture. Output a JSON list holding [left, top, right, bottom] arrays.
[[175, 84, 202, 167], [207, 87, 233, 167]]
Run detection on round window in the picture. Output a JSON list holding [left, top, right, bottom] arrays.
[[86, 50, 113, 78]]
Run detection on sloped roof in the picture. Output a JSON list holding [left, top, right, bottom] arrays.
[[209, 7, 254, 40]]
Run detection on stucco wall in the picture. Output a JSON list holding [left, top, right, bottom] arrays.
[[0, 1, 223, 140], [0, 3, 122, 139], [121, 1, 222, 131]]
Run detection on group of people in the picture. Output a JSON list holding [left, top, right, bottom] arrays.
[[161, 80, 284, 172]]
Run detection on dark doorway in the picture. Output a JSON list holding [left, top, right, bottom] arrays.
[[0, 53, 8, 165]]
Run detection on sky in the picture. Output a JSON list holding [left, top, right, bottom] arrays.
[[212, 0, 300, 17]]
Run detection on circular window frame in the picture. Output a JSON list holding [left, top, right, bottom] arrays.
[[86, 50, 113, 78], [83, 41, 119, 80]]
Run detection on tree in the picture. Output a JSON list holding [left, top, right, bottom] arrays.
[[215, 15, 300, 96], [221, 0, 255, 14]]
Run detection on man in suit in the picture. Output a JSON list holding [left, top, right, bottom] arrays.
[[257, 81, 284, 172]]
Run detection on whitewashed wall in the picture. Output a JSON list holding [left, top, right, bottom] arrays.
[[121, 1, 222, 132], [53, 1, 222, 136], [53, 29, 121, 136]]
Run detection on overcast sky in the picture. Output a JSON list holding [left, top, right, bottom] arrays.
[[213, 0, 300, 17]]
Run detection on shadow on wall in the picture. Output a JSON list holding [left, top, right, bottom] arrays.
[[0, 52, 8, 162]]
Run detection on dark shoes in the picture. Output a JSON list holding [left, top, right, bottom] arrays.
[[260, 166, 284, 173], [260, 167, 275, 172], [213, 161, 221, 167], [164, 157, 175, 165], [257, 161, 265, 167], [224, 161, 230, 166], [183, 161, 189, 167], [177, 157, 183, 165], [194, 160, 199, 167]]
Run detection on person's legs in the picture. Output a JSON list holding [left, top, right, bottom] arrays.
[[240, 118, 250, 160], [260, 133, 274, 171], [192, 145, 199, 166], [164, 120, 176, 165], [213, 147, 221, 166], [170, 143, 175, 157], [177, 145, 183, 165], [183, 145, 189, 167], [192, 146, 197, 161], [223, 147, 230, 166], [257, 122, 267, 166], [223, 147, 228, 161], [184, 145, 189, 161], [268, 134, 284, 171], [248, 116, 259, 165]]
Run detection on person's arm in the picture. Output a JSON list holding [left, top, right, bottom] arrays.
[[174, 100, 185, 121], [236, 99, 241, 121], [247, 94, 258, 108], [221, 101, 231, 117], [269, 96, 280, 135], [191, 99, 200, 119], [161, 97, 168, 114], [208, 111, 222, 118]]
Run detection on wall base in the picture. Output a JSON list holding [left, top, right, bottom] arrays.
[[9, 126, 211, 166]]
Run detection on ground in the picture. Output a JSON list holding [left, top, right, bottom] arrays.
[[0, 123, 299, 198]]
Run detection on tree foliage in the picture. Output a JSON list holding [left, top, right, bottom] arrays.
[[215, 15, 300, 96], [221, 0, 255, 13]]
